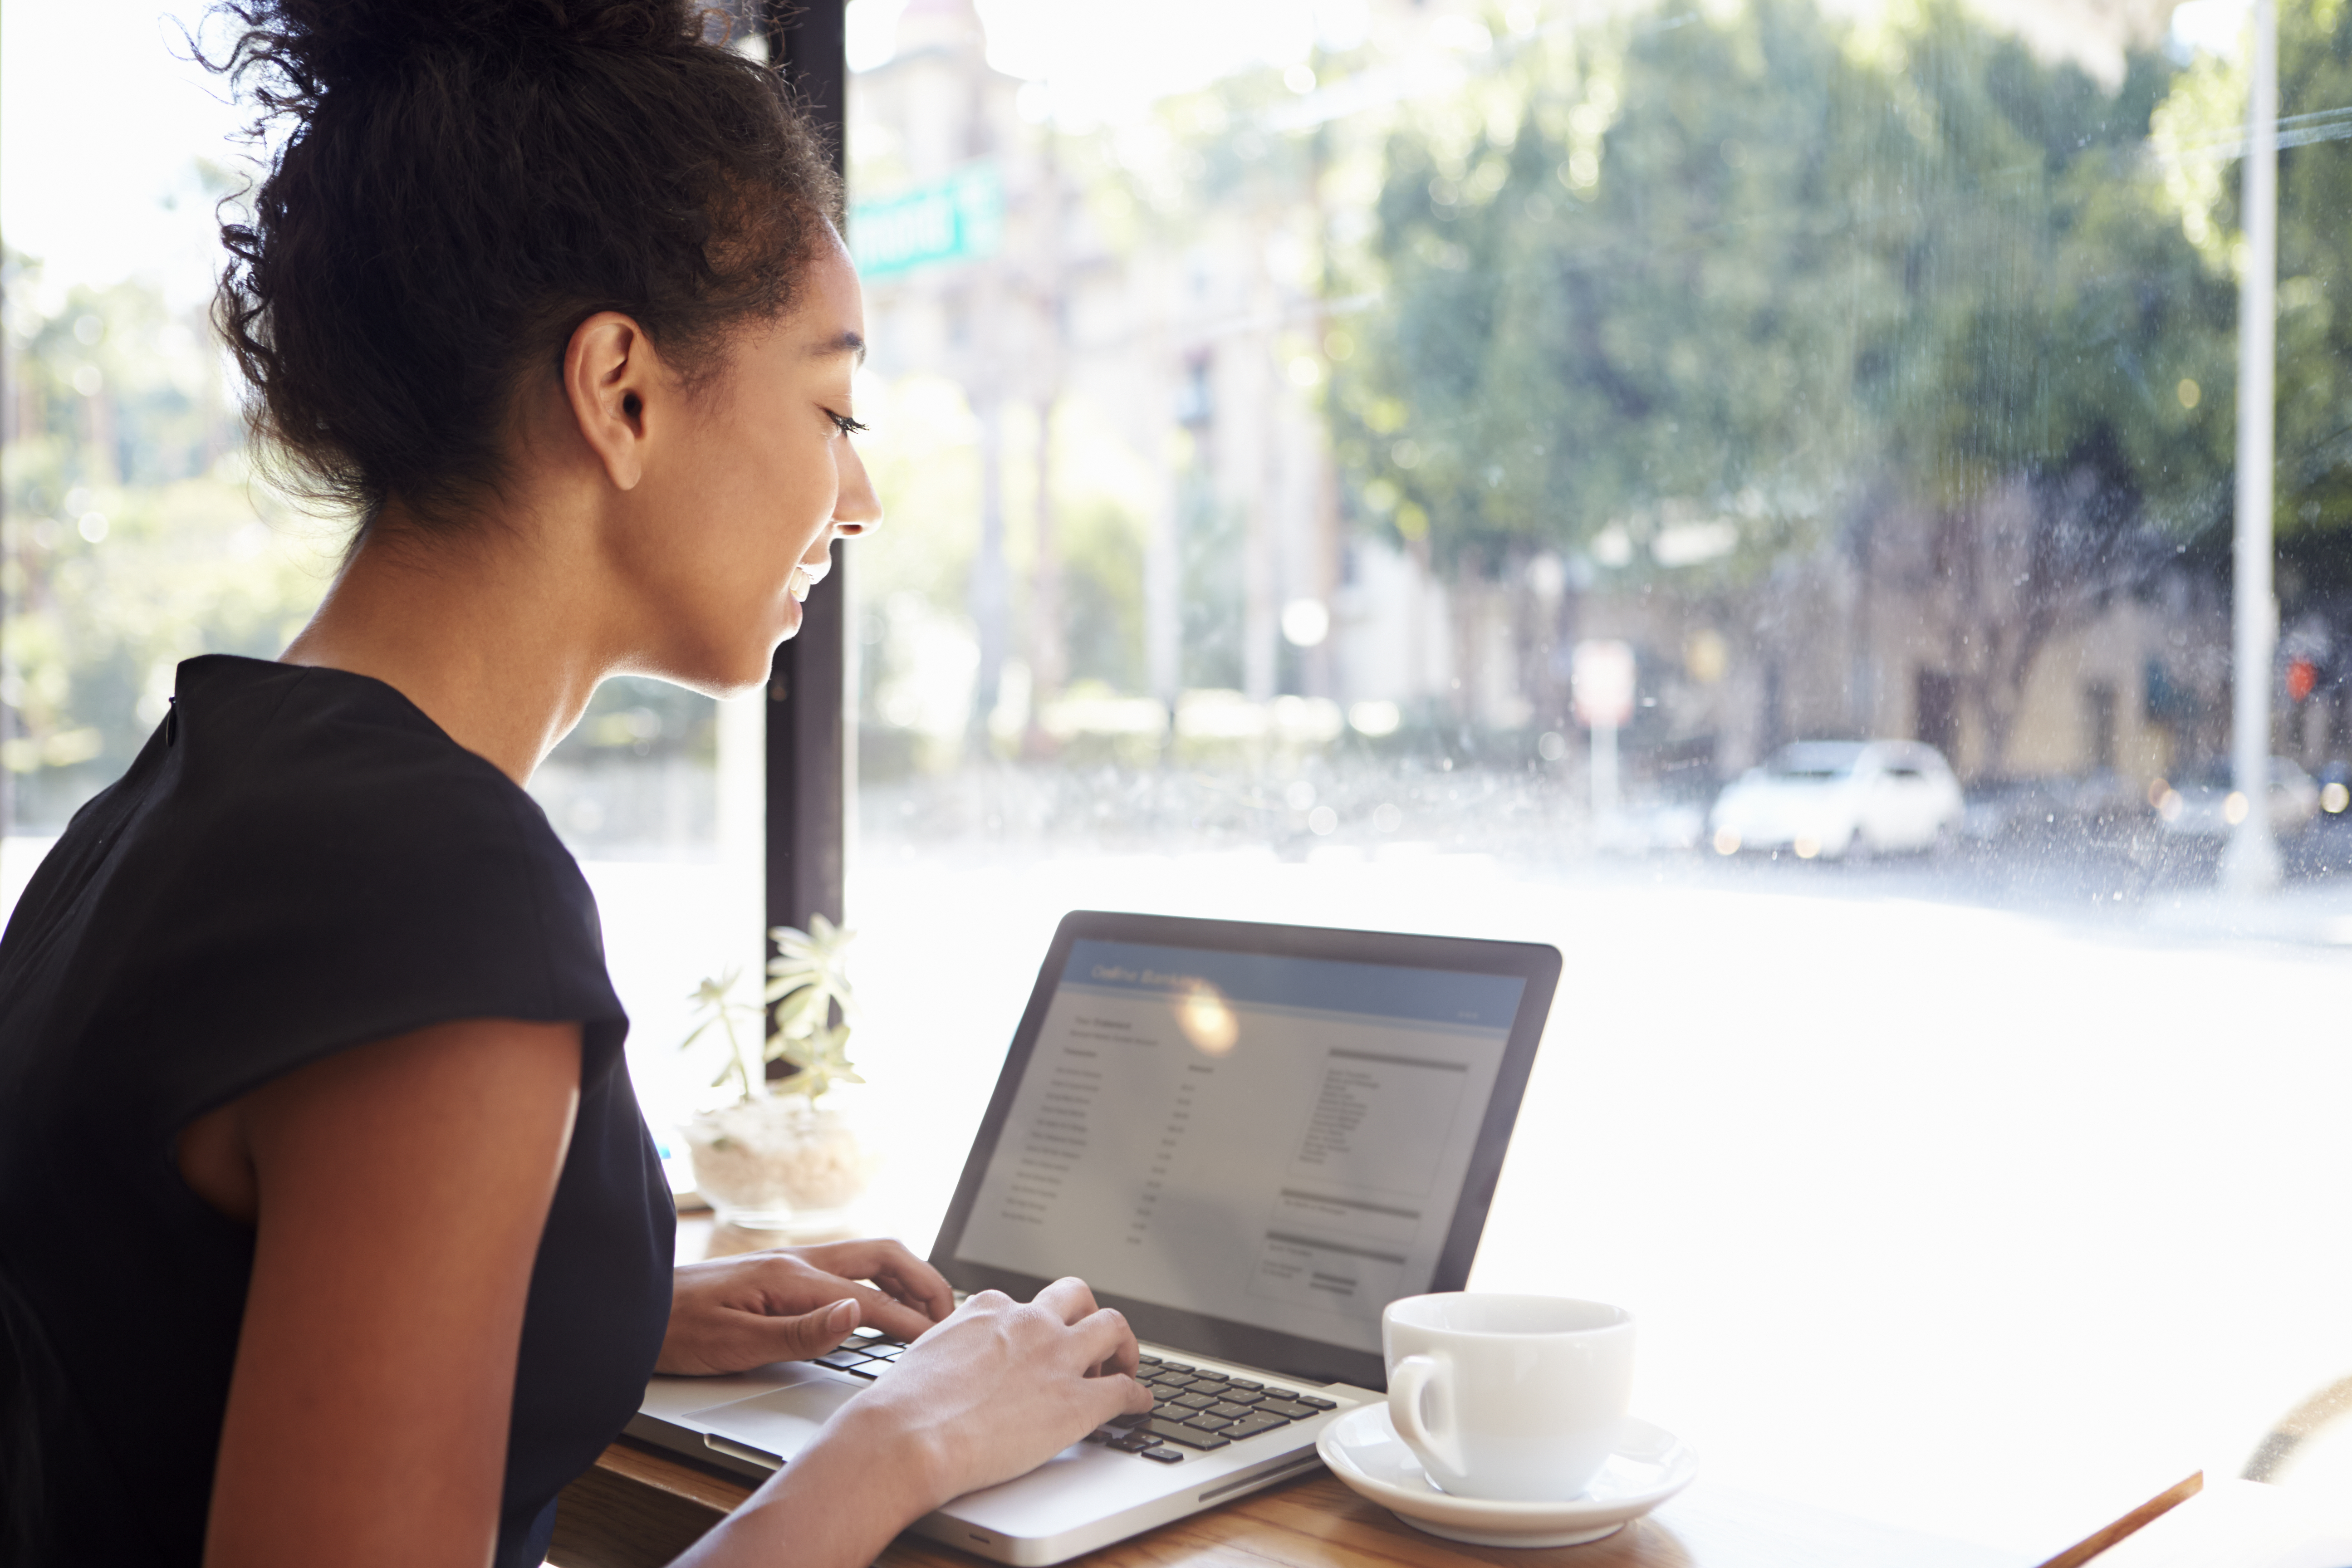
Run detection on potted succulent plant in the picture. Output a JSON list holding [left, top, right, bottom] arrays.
[[676, 916, 870, 1231]]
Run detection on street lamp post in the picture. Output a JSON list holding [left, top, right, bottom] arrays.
[[2225, 0, 2283, 897]]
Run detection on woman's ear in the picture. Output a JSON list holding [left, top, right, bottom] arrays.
[[563, 312, 656, 492]]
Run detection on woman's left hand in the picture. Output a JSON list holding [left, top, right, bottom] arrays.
[[658, 1239, 956, 1376]]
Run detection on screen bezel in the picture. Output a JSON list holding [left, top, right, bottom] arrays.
[[926, 910, 1563, 1391]]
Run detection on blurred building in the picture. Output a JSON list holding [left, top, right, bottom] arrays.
[[1573, 537, 2233, 794], [848, 0, 1471, 760]]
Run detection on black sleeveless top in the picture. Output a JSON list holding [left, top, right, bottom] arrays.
[[0, 655, 676, 1567]]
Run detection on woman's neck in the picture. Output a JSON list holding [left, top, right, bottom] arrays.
[[281, 510, 613, 785]]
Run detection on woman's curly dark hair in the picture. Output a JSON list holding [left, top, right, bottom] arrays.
[[205, 0, 843, 529]]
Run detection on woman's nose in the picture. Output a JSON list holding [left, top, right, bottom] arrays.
[[832, 440, 882, 537]]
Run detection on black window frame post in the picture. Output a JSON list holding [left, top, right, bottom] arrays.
[[762, 0, 850, 953]]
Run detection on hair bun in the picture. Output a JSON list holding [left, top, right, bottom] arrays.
[[214, 0, 702, 102]]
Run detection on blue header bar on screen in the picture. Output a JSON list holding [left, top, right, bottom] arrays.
[[1061, 939, 1525, 1031]]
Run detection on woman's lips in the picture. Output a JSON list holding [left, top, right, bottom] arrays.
[[787, 551, 833, 603]]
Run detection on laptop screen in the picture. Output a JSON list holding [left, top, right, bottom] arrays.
[[942, 929, 1544, 1374]]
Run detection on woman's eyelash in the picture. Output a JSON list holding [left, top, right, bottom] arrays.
[[828, 411, 868, 436]]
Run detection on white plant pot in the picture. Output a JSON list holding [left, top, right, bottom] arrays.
[[681, 1097, 868, 1232]]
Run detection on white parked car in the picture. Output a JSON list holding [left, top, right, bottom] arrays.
[[1709, 741, 1965, 859]]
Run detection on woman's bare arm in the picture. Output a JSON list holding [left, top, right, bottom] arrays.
[[179, 1020, 1151, 1568], [185, 1018, 583, 1568]]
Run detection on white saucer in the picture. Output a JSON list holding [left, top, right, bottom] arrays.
[[1316, 1405, 1698, 1548]]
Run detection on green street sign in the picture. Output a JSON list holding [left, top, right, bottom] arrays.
[[850, 163, 1004, 279]]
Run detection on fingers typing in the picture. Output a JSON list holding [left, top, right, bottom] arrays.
[[773, 1242, 953, 1333], [1033, 1275, 1103, 1324], [1066, 1306, 1142, 1378], [833, 1279, 1156, 1501]]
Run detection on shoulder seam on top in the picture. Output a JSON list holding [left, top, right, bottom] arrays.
[[501, 789, 567, 1028]]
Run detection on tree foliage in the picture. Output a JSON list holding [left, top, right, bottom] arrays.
[[1, 258, 338, 827], [1337, 0, 2239, 588]]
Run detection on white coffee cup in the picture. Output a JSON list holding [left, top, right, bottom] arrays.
[[1382, 1292, 1635, 1502]]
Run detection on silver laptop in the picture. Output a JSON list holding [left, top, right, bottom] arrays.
[[632, 911, 1562, 1566]]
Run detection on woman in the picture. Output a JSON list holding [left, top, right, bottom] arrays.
[[0, 2, 1150, 1564]]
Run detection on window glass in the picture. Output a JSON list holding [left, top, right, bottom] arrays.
[[843, 0, 2352, 1548]]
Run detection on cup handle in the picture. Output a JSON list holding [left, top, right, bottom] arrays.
[[1388, 1354, 1465, 1477]]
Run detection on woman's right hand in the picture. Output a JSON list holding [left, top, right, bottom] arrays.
[[679, 1277, 1154, 1568], [835, 1277, 1155, 1506]]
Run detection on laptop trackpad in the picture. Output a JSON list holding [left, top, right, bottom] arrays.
[[687, 1379, 861, 1463]]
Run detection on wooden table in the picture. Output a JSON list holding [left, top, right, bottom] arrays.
[[547, 1433, 2023, 1568]]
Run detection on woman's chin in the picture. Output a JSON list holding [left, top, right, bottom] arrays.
[[732, 601, 801, 686]]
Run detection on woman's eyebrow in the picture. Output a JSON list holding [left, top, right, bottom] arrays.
[[808, 329, 866, 364]]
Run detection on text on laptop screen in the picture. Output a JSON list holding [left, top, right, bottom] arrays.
[[952, 939, 1527, 1355]]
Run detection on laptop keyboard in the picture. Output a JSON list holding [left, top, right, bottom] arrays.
[[812, 1334, 1338, 1465]]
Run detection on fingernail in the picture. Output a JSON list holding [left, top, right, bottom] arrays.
[[826, 1298, 859, 1333]]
